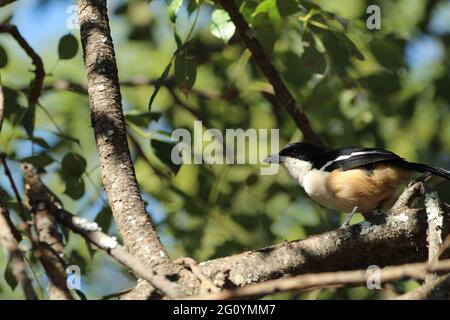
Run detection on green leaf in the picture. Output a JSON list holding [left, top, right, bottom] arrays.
[[253, 0, 281, 21], [175, 48, 197, 97], [334, 32, 365, 61], [168, 0, 183, 23], [370, 38, 404, 69], [52, 132, 81, 146], [22, 104, 36, 137], [187, 0, 198, 16], [148, 62, 172, 111], [4, 260, 17, 291], [67, 249, 88, 274], [58, 34, 79, 60], [0, 45, 7, 68], [249, 10, 279, 54], [210, 9, 236, 44], [95, 207, 113, 233], [64, 177, 85, 200], [2, 87, 23, 120], [21, 154, 54, 168], [276, 0, 301, 16], [61, 153, 86, 178], [17, 136, 50, 149], [151, 139, 182, 174], [321, 32, 350, 73], [125, 111, 162, 128]]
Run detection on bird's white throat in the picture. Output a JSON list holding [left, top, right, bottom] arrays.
[[281, 157, 313, 187]]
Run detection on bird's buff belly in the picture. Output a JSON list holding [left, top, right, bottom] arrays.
[[302, 167, 411, 213]]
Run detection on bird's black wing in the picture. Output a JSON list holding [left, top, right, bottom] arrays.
[[316, 147, 405, 172]]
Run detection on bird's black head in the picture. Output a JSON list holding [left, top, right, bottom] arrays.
[[264, 142, 326, 163]]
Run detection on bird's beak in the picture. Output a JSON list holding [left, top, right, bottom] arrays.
[[263, 154, 281, 164]]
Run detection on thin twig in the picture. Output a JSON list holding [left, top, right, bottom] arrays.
[[396, 273, 450, 300], [0, 155, 31, 237], [56, 209, 185, 299], [218, 0, 324, 146], [21, 162, 185, 299], [0, 24, 45, 106], [0, 74, 4, 132]]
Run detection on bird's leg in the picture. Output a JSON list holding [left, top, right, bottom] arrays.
[[362, 209, 387, 225], [340, 206, 359, 228]]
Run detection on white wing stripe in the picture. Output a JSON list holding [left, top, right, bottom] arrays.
[[319, 150, 389, 171]]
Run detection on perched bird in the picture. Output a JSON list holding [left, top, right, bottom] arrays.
[[264, 142, 450, 223]]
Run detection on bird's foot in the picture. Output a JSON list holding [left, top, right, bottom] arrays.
[[362, 210, 387, 225]]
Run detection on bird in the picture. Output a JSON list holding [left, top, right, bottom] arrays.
[[264, 142, 450, 224]]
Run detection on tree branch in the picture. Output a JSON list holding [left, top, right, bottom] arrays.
[[217, 0, 323, 146], [76, 0, 199, 299], [192, 259, 450, 300], [56, 209, 187, 298], [0, 24, 45, 106], [0, 154, 31, 241], [20, 163, 189, 298], [394, 191, 449, 299], [22, 164, 73, 300], [0, 200, 38, 300], [0, 0, 17, 8], [0, 74, 4, 132], [197, 207, 449, 289]]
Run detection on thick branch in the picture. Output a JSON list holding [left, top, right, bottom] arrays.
[[193, 259, 450, 300], [76, 0, 199, 298], [21, 163, 186, 298], [77, 0, 170, 265], [218, 0, 323, 146], [198, 208, 449, 288]]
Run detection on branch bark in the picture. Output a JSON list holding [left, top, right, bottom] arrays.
[[217, 0, 323, 146], [77, 0, 169, 265], [22, 164, 73, 300], [55, 209, 186, 298], [0, 74, 4, 132], [425, 192, 444, 268], [192, 259, 450, 300], [0, 0, 17, 7], [76, 0, 199, 299], [0, 200, 38, 300], [396, 273, 450, 299], [197, 207, 449, 289]]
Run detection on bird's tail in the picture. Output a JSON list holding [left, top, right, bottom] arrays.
[[404, 162, 450, 180]]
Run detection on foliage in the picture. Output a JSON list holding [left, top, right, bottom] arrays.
[[0, 0, 449, 300]]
